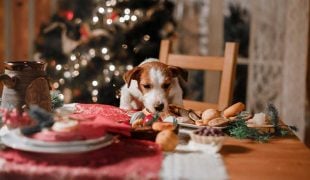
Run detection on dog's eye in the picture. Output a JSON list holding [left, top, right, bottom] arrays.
[[162, 83, 171, 90], [143, 84, 151, 89]]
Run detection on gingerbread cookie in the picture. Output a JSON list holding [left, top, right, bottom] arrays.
[[208, 118, 230, 127]]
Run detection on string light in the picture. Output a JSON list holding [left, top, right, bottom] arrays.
[[81, 59, 88, 66], [143, 34, 150, 41], [58, 93, 64, 100], [63, 64, 69, 70], [103, 69, 109, 75], [89, 48, 96, 57], [56, 64, 62, 71], [124, 15, 130, 21], [107, 8, 113, 13], [64, 71, 71, 78], [126, 64, 133, 70], [98, 7, 105, 14], [59, 78, 65, 85], [109, 64, 116, 71], [92, 89, 99, 96], [119, 17, 125, 23], [74, 18, 82, 24], [101, 47, 108, 54], [131, 15, 137, 21], [72, 70, 79, 77], [110, 0, 117, 6], [92, 16, 99, 23], [124, 8, 130, 14], [105, 77, 111, 83], [114, 70, 120, 76], [122, 44, 128, 49], [106, 1, 112, 7], [74, 63, 80, 69], [92, 96, 98, 102], [92, 80, 98, 87], [53, 82, 59, 89], [106, 19, 113, 25], [134, 9, 143, 16], [104, 54, 110, 60], [70, 54, 77, 61]]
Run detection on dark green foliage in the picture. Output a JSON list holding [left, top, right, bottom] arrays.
[[224, 119, 270, 143], [51, 91, 64, 110], [225, 103, 297, 142]]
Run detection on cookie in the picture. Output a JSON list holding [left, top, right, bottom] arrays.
[[201, 109, 221, 123], [188, 110, 201, 121], [223, 102, 245, 118], [229, 111, 252, 121], [208, 118, 230, 127], [52, 120, 79, 132]]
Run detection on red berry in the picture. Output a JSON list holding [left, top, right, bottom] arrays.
[[142, 114, 162, 126], [142, 114, 154, 126]]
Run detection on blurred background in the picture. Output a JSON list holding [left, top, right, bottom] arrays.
[[0, 0, 309, 145]]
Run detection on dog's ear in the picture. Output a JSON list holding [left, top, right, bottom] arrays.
[[123, 67, 142, 87], [168, 66, 188, 81]]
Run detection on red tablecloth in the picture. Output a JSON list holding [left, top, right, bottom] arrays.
[[0, 138, 162, 180], [70, 103, 132, 137], [31, 104, 132, 142], [0, 104, 163, 179]]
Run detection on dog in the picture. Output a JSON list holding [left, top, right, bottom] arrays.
[[120, 58, 188, 113]]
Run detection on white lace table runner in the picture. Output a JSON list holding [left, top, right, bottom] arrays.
[[161, 130, 228, 180]]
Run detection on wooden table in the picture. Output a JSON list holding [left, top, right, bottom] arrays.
[[221, 136, 310, 180]]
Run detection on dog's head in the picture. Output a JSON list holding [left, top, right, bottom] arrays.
[[123, 61, 188, 113]]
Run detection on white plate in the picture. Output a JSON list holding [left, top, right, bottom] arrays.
[[8, 129, 110, 147], [1, 129, 114, 154], [178, 122, 226, 129], [55, 103, 77, 116]]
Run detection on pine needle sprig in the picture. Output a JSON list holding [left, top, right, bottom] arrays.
[[265, 103, 294, 136], [224, 119, 270, 143], [266, 103, 279, 127], [224, 103, 297, 142], [51, 90, 64, 110]]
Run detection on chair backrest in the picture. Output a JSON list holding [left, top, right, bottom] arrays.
[[159, 40, 239, 111]]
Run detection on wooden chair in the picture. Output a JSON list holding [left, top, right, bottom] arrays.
[[159, 40, 239, 111]]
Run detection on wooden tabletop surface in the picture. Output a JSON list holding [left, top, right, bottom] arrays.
[[221, 136, 310, 180]]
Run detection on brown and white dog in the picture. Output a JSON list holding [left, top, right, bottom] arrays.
[[120, 58, 188, 113]]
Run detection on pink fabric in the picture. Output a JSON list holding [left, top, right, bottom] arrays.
[[0, 138, 163, 180], [71, 104, 131, 136], [30, 128, 107, 142], [29, 104, 131, 142]]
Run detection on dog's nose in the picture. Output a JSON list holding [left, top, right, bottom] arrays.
[[154, 103, 164, 112]]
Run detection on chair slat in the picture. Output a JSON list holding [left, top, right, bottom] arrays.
[[183, 100, 218, 111], [168, 54, 224, 71], [159, 40, 239, 111], [218, 42, 239, 110]]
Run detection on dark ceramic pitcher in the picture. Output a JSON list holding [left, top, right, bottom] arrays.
[[0, 61, 51, 112]]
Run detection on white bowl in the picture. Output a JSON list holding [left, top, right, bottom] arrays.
[[189, 132, 225, 153]]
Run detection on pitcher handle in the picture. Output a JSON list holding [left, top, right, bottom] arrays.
[[0, 74, 17, 88]]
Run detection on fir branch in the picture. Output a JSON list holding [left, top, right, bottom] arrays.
[[265, 103, 291, 136], [51, 91, 64, 110], [266, 103, 279, 127], [225, 104, 296, 142], [288, 126, 298, 132], [224, 119, 270, 143]]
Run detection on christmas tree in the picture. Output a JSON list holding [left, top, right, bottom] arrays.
[[35, 0, 176, 106]]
